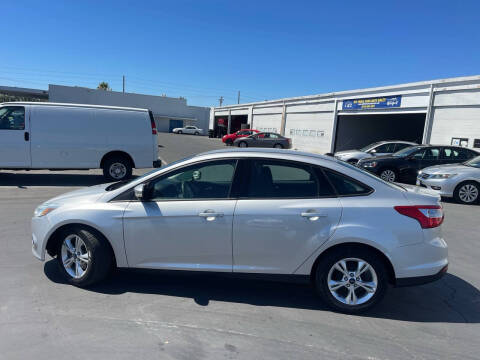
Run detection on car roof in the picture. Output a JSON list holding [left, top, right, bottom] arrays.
[[198, 148, 333, 162]]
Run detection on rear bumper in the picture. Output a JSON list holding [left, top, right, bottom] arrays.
[[153, 160, 162, 168], [395, 264, 448, 287]]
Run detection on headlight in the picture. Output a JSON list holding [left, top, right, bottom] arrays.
[[34, 203, 60, 217], [429, 174, 457, 179], [362, 161, 377, 168]]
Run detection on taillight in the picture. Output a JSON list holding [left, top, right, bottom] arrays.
[[149, 111, 157, 135], [394, 205, 444, 229]]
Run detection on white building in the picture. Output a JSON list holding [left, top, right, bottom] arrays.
[[48, 85, 210, 133], [210, 75, 480, 153]]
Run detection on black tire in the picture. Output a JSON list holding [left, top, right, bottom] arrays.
[[56, 226, 113, 287], [238, 141, 248, 148], [379, 168, 397, 182], [226, 139, 233, 146], [102, 155, 133, 181], [453, 181, 479, 204], [194, 131, 199, 135], [177, 130, 182, 134], [314, 247, 388, 314], [273, 144, 283, 149]]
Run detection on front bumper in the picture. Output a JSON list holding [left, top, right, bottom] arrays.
[[31, 216, 52, 261], [416, 177, 456, 197]]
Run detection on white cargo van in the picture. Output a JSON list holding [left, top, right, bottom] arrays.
[[0, 102, 160, 181]]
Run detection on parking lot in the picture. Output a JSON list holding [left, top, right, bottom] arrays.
[[1, 132, 479, 360]]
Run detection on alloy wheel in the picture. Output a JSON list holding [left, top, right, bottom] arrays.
[[327, 258, 378, 306], [459, 184, 479, 203], [61, 234, 90, 279], [380, 170, 396, 182]]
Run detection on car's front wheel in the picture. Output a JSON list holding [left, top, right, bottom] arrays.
[[56, 226, 113, 287], [225, 139, 233, 146], [314, 247, 388, 313], [379, 168, 397, 182], [454, 181, 479, 204], [177, 130, 182, 134]]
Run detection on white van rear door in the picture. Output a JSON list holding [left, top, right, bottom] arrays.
[[0, 105, 31, 168]]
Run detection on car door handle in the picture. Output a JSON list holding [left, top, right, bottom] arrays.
[[301, 211, 327, 220], [24, 132, 29, 141], [199, 210, 224, 220]]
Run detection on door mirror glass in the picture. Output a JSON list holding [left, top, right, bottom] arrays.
[[369, 149, 376, 154]]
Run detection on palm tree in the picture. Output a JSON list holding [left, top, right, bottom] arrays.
[[97, 82, 110, 90]]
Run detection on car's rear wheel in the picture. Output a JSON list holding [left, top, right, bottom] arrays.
[[238, 141, 248, 148], [274, 144, 283, 149], [56, 226, 113, 287], [102, 155, 133, 181], [379, 168, 397, 182], [454, 181, 479, 204], [314, 248, 388, 313]]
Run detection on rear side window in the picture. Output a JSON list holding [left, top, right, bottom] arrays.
[[394, 143, 411, 152], [245, 160, 335, 198], [323, 169, 372, 196], [374, 143, 395, 153]]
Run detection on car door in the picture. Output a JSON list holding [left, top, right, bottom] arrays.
[[232, 159, 342, 274], [419, 147, 441, 169], [123, 159, 239, 271], [441, 147, 471, 165], [0, 105, 31, 168]]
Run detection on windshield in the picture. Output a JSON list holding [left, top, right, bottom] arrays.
[[464, 155, 480, 168], [359, 142, 382, 152], [392, 145, 422, 157], [105, 155, 196, 191]]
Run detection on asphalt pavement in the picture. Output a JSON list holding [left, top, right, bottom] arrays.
[[0, 132, 479, 360]]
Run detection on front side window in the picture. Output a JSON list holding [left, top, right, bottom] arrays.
[[0, 106, 25, 130], [245, 160, 334, 198], [149, 160, 237, 200]]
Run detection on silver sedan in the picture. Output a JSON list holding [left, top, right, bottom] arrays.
[[233, 132, 292, 149], [417, 155, 480, 204]]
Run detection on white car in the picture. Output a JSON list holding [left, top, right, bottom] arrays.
[[32, 148, 448, 313], [334, 140, 417, 164], [0, 102, 160, 181], [417, 155, 480, 204], [172, 125, 203, 135]]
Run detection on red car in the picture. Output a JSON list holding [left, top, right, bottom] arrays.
[[222, 129, 259, 146]]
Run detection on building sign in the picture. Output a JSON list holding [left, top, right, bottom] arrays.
[[342, 95, 402, 110]]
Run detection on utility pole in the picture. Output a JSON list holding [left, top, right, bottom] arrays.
[[219, 96, 224, 107], [122, 75, 125, 93], [237, 90, 240, 104]]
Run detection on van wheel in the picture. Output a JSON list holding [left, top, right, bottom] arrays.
[[454, 181, 479, 204], [56, 226, 113, 287], [103, 155, 132, 181], [314, 247, 388, 313]]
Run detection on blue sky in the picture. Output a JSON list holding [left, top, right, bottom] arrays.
[[1, 1, 479, 106]]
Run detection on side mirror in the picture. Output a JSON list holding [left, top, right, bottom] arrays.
[[369, 149, 377, 154], [134, 184, 147, 200]]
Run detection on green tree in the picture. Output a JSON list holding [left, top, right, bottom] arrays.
[[97, 82, 110, 90]]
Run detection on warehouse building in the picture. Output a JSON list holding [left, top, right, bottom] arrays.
[[49, 85, 210, 133], [210, 75, 480, 153]]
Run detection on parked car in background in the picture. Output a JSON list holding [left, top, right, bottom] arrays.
[[358, 145, 479, 184], [32, 148, 448, 313], [172, 125, 203, 135], [222, 129, 259, 145], [0, 102, 160, 181], [233, 132, 292, 149], [417, 155, 480, 204], [335, 140, 417, 164]]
